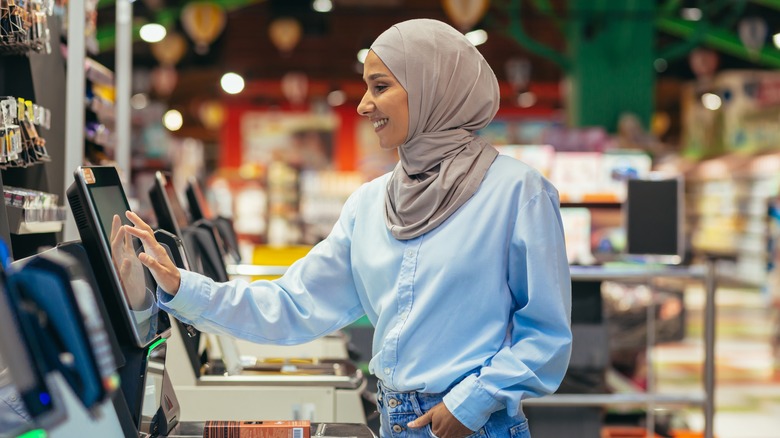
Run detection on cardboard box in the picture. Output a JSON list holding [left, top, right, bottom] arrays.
[[203, 420, 311, 438]]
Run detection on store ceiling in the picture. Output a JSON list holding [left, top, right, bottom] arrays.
[[93, 0, 780, 138]]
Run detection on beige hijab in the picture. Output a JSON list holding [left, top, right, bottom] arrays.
[[371, 19, 500, 240]]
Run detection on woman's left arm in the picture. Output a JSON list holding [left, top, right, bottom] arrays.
[[442, 188, 573, 431]]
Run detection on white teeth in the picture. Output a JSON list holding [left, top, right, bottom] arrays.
[[373, 119, 388, 129]]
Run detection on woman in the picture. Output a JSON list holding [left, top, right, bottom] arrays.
[[120, 18, 571, 438]]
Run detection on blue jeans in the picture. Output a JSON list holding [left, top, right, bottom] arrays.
[[376, 381, 531, 438]]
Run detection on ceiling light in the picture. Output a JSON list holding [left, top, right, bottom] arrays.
[[139, 23, 166, 43], [312, 0, 332, 13], [773, 32, 780, 49], [163, 109, 183, 131], [465, 29, 488, 46], [357, 48, 369, 64], [681, 8, 702, 21], [701, 93, 721, 110], [221, 72, 245, 94]]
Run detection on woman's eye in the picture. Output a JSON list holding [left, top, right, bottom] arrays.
[[373, 85, 387, 93]]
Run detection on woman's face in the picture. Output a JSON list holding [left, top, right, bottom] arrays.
[[357, 50, 409, 150]]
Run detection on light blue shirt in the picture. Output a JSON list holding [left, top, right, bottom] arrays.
[[159, 155, 572, 431]]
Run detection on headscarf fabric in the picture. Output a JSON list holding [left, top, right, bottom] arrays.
[[371, 19, 500, 240]]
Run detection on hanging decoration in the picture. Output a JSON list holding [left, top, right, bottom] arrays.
[[269, 17, 303, 54], [281, 72, 309, 105], [441, 0, 490, 32], [181, 1, 227, 55], [198, 101, 226, 130], [738, 17, 767, 58], [688, 48, 719, 80], [151, 32, 188, 66], [151, 66, 178, 97]]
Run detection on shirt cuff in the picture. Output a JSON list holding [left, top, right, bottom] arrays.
[[442, 374, 504, 431], [157, 268, 211, 318]]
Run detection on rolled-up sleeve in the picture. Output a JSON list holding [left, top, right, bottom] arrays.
[[443, 189, 572, 430], [158, 189, 366, 345]]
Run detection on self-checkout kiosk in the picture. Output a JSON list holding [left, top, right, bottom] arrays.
[[66, 165, 182, 436], [60, 167, 365, 425], [181, 175, 349, 361]]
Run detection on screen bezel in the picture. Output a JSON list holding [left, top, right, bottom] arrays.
[[69, 166, 159, 348]]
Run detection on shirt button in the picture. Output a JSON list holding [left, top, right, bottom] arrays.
[[384, 367, 391, 375], [9, 395, 16, 402], [392, 424, 403, 433], [405, 250, 413, 257], [387, 398, 398, 408]]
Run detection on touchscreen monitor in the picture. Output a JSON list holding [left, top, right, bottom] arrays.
[[149, 171, 190, 238], [187, 178, 241, 263], [185, 177, 213, 221], [67, 166, 160, 348]]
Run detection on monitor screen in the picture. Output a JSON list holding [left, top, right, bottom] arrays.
[[150, 171, 190, 238], [185, 177, 213, 221], [67, 166, 161, 348], [187, 179, 241, 264], [625, 177, 683, 260]]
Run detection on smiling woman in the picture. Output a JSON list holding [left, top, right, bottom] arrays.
[[357, 53, 409, 150], [124, 18, 572, 438]]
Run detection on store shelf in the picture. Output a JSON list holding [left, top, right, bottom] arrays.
[[525, 392, 706, 407], [5, 205, 65, 235], [570, 265, 708, 281], [568, 264, 717, 438]]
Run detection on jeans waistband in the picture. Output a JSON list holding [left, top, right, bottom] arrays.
[[376, 380, 446, 414]]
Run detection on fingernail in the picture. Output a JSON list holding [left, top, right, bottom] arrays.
[[407, 421, 415, 427]]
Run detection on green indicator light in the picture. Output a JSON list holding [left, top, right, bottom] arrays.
[[147, 337, 167, 358], [17, 429, 47, 438]]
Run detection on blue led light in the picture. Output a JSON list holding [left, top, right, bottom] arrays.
[[39, 392, 51, 405]]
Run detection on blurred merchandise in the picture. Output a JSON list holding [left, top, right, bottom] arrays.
[[299, 171, 362, 245]]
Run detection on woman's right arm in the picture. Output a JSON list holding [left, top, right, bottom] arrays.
[[123, 190, 366, 345]]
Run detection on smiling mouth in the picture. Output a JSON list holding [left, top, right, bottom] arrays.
[[373, 118, 388, 130]]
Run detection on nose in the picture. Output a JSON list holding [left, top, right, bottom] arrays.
[[357, 90, 373, 116]]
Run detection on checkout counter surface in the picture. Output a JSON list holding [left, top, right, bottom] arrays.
[[153, 422, 377, 437]]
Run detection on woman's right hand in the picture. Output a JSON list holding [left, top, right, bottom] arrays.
[[122, 210, 182, 295]]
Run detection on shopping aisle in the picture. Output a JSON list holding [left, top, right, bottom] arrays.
[[655, 284, 780, 438]]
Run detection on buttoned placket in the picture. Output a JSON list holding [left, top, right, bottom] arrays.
[[380, 237, 422, 386]]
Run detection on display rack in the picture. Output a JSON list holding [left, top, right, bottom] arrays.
[[0, 13, 68, 260], [686, 154, 780, 287], [524, 264, 717, 438]]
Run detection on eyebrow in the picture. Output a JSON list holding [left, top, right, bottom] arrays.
[[365, 73, 389, 82]]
